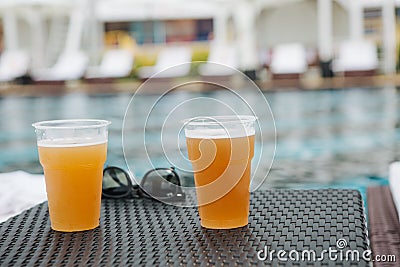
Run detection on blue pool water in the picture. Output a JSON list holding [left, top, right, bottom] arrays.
[[0, 87, 395, 201]]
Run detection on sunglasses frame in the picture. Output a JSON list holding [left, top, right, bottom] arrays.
[[102, 166, 185, 201]]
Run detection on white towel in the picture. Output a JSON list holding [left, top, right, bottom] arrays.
[[389, 162, 400, 222], [0, 171, 46, 223]]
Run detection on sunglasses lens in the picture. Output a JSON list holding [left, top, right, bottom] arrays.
[[141, 169, 181, 199], [102, 167, 131, 197]]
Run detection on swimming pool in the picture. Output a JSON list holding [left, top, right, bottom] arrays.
[[0, 87, 394, 197]]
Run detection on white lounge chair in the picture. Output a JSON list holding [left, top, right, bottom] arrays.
[[32, 50, 88, 82], [85, 49, 134, 79], [332, 40, 378, 76], [0, 50, 30, 82], [198, 44, 238, 76], [269, 43, 308, 79], [389, 162, 400, 221], [137, 46, 192, 79]]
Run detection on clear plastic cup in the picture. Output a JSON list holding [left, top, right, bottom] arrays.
[[32, 119, 110, 232], [184, 116, 256, 229]]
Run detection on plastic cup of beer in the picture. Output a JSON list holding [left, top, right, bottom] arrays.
[[32, 119, 110, 232], [184, 116, 256, 229]]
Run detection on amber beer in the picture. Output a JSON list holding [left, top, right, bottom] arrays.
[[38, 141, 107, 232], [185, 116, 256, 229], [33, 120, 110, 232]]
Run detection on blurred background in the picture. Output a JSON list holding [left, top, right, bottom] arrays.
[[0, 0, 398, 81], [1, 0, 400, 220]]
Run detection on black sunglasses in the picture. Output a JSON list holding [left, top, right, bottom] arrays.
[[102, 166, 185, 202]]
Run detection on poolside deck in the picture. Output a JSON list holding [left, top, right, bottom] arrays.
[[0, 74, 399, 97]]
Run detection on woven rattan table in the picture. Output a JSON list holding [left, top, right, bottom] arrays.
[[0, 189, 369, 266], [367, 186, 400, 267]]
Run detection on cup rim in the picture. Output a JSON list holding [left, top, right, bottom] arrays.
[[32, 119, 111, 130], [183, 115, 257, 126]]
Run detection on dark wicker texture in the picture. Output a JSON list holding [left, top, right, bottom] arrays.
[[0, 189, 369, 266], [367, 186, 400, 267]]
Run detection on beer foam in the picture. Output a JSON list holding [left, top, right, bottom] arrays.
[[38, 137, 107, 147], [185, 128, 254, 139]]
